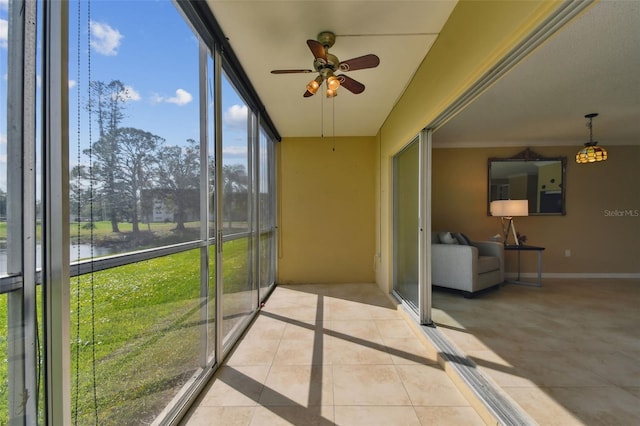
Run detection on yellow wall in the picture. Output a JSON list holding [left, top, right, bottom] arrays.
[[277, 136, 376, 283], [376, 1, 563, 291], [432, 146, 640, 275]]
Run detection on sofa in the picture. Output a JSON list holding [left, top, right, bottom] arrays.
[[431, 232, 504, 298]]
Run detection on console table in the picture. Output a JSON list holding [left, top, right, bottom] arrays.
[[504, 244, 545, 287]]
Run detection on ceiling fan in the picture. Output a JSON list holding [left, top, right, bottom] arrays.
[[271, 31, 380, 98]]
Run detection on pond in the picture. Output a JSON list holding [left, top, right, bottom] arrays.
[[0, 244, 113, 275]]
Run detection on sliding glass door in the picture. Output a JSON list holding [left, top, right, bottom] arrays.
[[392, 130, 431, 323], [393, 138, 420, 309]]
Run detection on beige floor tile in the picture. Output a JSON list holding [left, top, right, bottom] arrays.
[[225, 337, 280, 366], [466, 350, 534, 388], [280, 321, 324, 341], [366, 303, 402, 319], [544, 386, 640, 425], [259, 364, 334, 407], [199, 365, 269, 406], [325, 319, 385, 342], [374, 319, 416, 339], [325, 334, 393, 365], [185, 281, 640, 426], [242, 314, 288, 341], [183, 406, 254, 426], [395, 364, 470, 407], [272, 337, 328, 365], [572, 350, 640, 387], [413, 406, 486, 426], [260, 304, 324, 323], [624, 386, 640, 400], [501, 351, 606, 387], [249, 405, 334, 426], [381, 337, 439, 365], [505, 386, 640, 426], [334, 406, 420, 425], [332, 364, 411, 406], [437, 326, 494, 352], [324, 298, 374, 321]]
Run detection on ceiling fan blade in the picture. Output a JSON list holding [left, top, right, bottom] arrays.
[[307, 39, 327, 61], [271, 69, 314, 74], [339, 54, 380, 72], [303, 90, 316, 98], [337, 74, 365, 94]]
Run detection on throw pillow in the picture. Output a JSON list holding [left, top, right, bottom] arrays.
[[454, 232, 471, 245], [438, 232, 459, 244]]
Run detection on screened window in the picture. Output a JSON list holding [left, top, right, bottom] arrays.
[[2, 0, 278, 424]]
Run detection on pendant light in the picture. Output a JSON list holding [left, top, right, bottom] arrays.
[[576, 113, 607, 163]]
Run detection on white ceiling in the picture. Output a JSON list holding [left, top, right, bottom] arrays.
[[207, 0, 457, 137], [434, 0, 640, 148], [207, 0, 640, 146]]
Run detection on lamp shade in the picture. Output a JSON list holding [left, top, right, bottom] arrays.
[[576, 144, 607, 163], [490, 200, 529, 217]]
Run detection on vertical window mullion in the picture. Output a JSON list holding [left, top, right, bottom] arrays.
[[6, 0, 39, 423], [418, 129, 432, 325], [42, 0, 71, 424], [198, 40, 210, 367], [213, 47, 224, 362]]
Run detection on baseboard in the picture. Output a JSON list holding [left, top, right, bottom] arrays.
[[504, 272, 640, 279]]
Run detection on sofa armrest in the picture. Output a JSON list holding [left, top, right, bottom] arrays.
[[473, 241, 504, 258], [472, 241, 504, 282], [431, 244, 478, 290]]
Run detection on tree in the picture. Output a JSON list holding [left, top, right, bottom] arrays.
[[70, 165, 92, 222], [117, 127, 163, 234], [84, 80, 129, 232], [222, 164, 248, 229], [156, 139, 200, 231], [0, 188, 6, 221]]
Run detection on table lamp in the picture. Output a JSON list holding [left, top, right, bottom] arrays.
[[490, 199, 528, 245]]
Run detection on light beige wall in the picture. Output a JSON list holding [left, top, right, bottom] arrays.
[[376, 1, 562, 292], [277, 136, 376, 283], [432, 146, 640, 275]]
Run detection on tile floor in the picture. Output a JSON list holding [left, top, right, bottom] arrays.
[[183, 279, 640, 425], [432, 278, 640, 425], [182, 283, 486, 425]]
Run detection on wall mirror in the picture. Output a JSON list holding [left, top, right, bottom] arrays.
[[488, 148, 567, 215]]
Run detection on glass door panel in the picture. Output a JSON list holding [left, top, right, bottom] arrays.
[[392, 139, 420, 309], [220, 73, 256, 348]]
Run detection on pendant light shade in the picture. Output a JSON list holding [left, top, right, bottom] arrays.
[[576, 113, 607, 163]]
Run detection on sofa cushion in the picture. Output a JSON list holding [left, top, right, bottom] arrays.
[[454, 232, 471, 245], [438, 232, 459, 244], [477, 255, 500, 274]]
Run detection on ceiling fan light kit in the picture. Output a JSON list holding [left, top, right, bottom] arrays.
[[576, 113, 608, 163], [271, 31, 380, 98]]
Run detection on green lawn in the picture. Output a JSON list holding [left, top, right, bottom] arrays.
[[1, 235, 254, 425]]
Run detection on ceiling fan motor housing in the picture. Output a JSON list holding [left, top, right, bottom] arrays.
[[314, 53, 340, 75], [317, 31, 336, 48]]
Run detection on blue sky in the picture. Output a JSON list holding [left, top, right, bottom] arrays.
[[0, 0, 250, 192]]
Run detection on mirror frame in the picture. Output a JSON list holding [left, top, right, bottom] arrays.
[[487, 148, 567, 216]]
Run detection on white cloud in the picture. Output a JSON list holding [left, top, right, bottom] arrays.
[[166, 89, 193, 106], [224, 104, 248, 129], [1, 18, 8, 49], [68, 79, 77, 89], [114, 85, 140, 102], [0, 133, 6, 145], [90, 21, 123, 56], [152, 89, 193, 106]]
